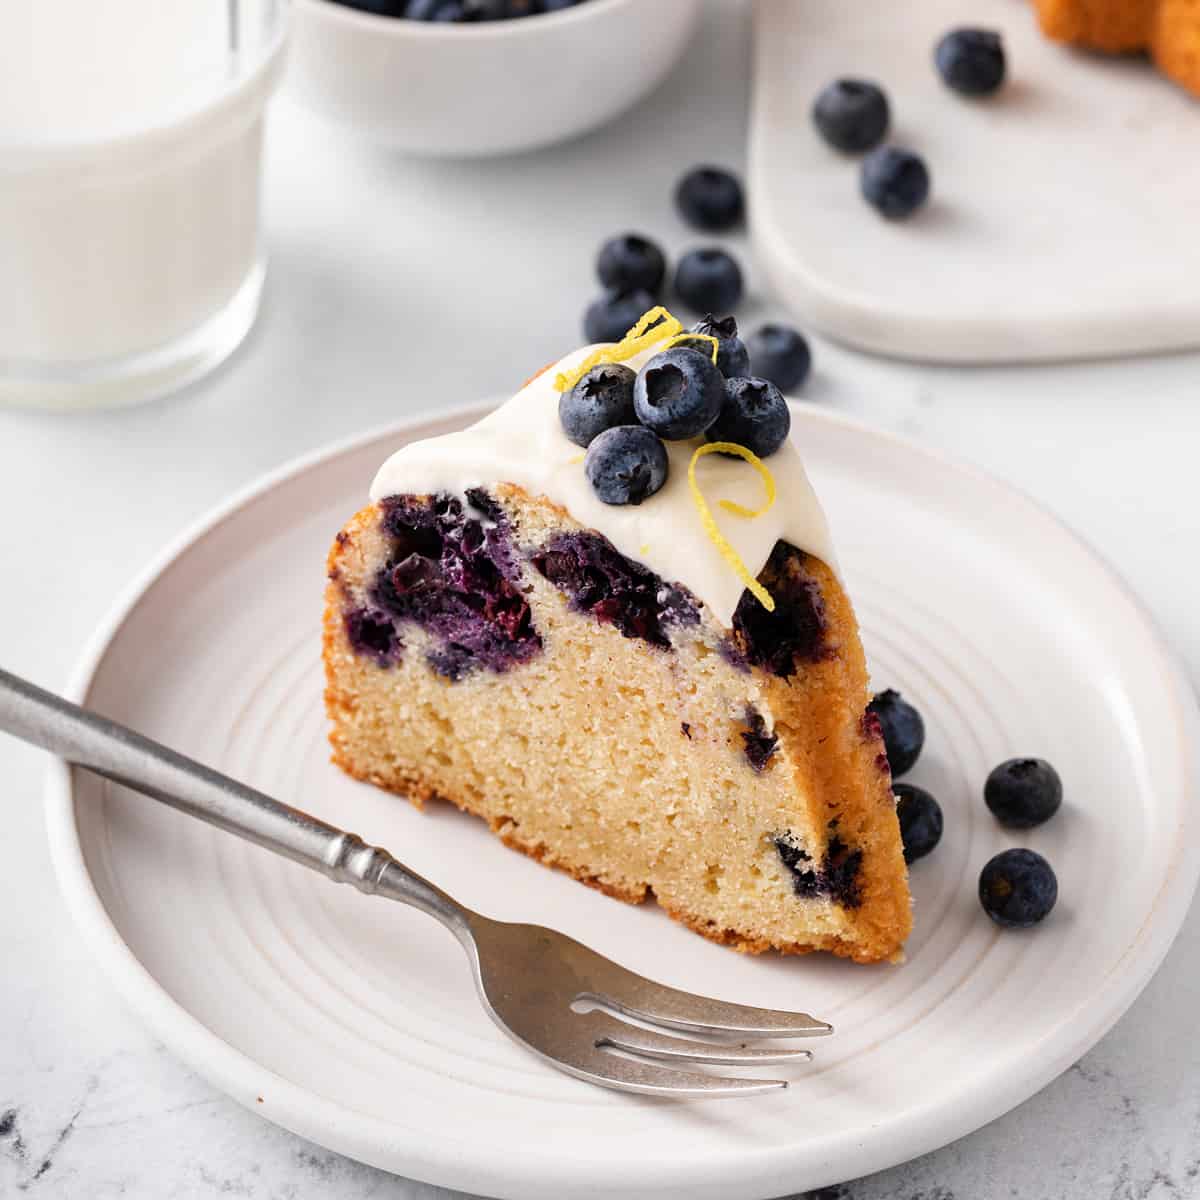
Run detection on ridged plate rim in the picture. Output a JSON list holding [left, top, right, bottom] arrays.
[[43, 403, 1200, 1199]]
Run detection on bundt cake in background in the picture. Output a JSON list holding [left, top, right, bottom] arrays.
[[323, 311, 912, 963], [1033, 0, 1200, 96]]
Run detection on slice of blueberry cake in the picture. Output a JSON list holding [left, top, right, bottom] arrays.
[[324, 310, 911, 962]]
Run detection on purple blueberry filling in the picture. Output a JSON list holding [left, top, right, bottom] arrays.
[[531, 531, 700, 650], [345, 607, 403, 667], [732, 542, 827, 678], [363, 491, 542, 681], [774, 833, 863, 908], [719, 637, 751, 673], [775, 839, 819, 897], [822, 836, 864, 908], [860, 709, 892, 774], [741, 707, 778, 772]]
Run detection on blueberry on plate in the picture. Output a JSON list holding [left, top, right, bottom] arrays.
[[674, 248, 743, 314], [935, 28, 1006, 96], [746, 323, 811, 392], [894, 782, 943, 864], [675, 314, 750, 380], [674, 166, 744, 232], [540, 0, 584, 8], [985, 758, 1062, 829], [583, 288, 655, 344], [596, 233, 666, 297], [634, 347, 725, 440], [867, 688, 925, 777], [559, 364, 637, 448], [861, 146, 930, 220], [979, 848, 1058, 928], [585, 426, 669, 506], [812, 78, 890, 153], [707, 376, 791, 457]]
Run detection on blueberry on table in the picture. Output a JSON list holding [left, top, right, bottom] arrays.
[[674, 166, 744, 232], [707, 377, 791, 458], [673, 248, 743, 314], [585, 426, 669, 506], [894, 783, 943, 864], [861, 146, 930, 220], [812, 78, 890, 153], [985, 758, 1062, 829], [596, 233, 666, 297], [979, 848, 1058, 928], [676, 314, 750, 380], [559, 364, 637, 448], [633, 347, 725, 440], [336, 0, 405, 14], [935, 28, 1006, 96], [583, 288, 656, 344], [353, 0, 579, 16], [746, 323, 810, 392], [404, 0, 479, 19], [867, 688, 925, 777]]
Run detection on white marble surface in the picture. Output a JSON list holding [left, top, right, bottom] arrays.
[[1, 3, 1198, 1197]]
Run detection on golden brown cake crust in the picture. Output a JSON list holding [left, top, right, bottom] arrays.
[[1033, 0, 1155, 52], [1152, 0, 1200, 94], [327, 741, 881, 960], [324, 493, 911, 964], [1032, 0, 1200, 95]]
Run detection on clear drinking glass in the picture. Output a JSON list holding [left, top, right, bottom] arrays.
[[0, 1, 289, 410]]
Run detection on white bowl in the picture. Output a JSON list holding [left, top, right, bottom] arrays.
[[285, 0, 700, 156]]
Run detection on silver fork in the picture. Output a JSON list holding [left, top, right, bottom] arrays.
[[0, 668, 831, 1097]]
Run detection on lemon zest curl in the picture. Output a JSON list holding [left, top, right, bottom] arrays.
[[553, 306, 685, 393], [687, 442, 777, 612]]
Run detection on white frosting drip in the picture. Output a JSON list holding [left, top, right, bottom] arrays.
[[369, 344, 837, 626]]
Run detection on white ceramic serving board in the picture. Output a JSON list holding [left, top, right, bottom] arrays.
[[750, 0, 1200, 363]]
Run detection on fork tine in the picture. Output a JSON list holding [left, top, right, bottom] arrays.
[[588, 1013, 813, 1066], [464, 918, 824, 1094], [555, 1044, 788, 1098], [584, 974, 832, 1039]]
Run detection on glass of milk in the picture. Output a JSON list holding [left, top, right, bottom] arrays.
[[0, 1, 289, 410]]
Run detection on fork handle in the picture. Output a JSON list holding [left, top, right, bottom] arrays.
[[0, 667, 471, 935]]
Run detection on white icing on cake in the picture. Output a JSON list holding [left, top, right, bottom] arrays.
[[369, 344, 837, 626]]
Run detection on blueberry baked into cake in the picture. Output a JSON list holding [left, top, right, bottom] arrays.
[[324, 309, 911, 962]]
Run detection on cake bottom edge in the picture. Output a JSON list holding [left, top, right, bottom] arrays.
[[328, 740, 904, 965]]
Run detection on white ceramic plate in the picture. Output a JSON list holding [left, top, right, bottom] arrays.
[[750, 0, 1200, 362], [46, 406, 1200, 1199]]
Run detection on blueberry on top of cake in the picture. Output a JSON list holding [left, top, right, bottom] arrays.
[[324, 307, 911, 963]]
